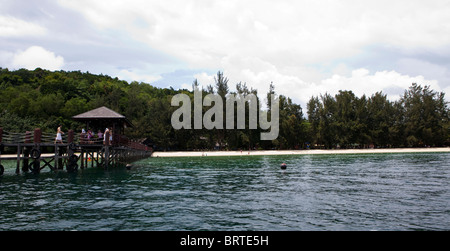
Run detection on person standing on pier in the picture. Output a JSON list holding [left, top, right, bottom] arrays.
[[55, 125, 64, 144], [103, 128, 110, 145]]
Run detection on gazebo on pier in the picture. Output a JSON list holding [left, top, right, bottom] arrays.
[[71, 106, 149, 169], [72, 106, 134, 146], [72, 106, 133, 135]]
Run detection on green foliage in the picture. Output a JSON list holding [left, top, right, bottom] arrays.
[[0, 110, 37, 132], [401, 83, 449, 146], [307, 84, 450, 148], [1, 68, 448, 150]]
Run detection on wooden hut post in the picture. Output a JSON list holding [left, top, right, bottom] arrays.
[[68, 130, 74, 144], [33, 128, 41, 144]]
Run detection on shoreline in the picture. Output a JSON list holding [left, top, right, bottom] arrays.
[[1, 147, 449, 159], [152, 147, 450, 158]]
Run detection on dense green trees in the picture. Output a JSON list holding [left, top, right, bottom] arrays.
[[401, 84, 449, 147], [1, 67, 449, 150], [307, 84, 450, 148]]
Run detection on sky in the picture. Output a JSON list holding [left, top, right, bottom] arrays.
[[1, 0, 450, 108]]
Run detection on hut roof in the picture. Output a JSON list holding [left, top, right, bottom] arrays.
[[72, 106, 133, 128]]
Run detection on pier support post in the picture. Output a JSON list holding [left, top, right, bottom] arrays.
[[67, 130, 78, 172], [58, 146, 64, 170], [80, 149, 84, 169], [104, 131, 110, 169], [19, 131, 32, 174], [54, 144, 59, 170], [32, 128, 42, 174], [0, 128, 2, 175], [16, 144, 21, 174], [22, 147, 30, 173], [84, 150, 88, 168], [104, 147, 110, 169]]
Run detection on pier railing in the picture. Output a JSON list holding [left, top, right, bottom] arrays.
[[0, 128, 148, 150]]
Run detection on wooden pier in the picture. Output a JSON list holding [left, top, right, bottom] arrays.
[[0, 128, 151, 175], [0, 107, 152, 176]]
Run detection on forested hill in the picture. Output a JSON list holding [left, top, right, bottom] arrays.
[[1, 67, 449, 150]]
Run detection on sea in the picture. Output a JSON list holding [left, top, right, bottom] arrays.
[[0, 152, 449, 231]]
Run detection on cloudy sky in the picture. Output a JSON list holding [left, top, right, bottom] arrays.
[[1, 0, 450, 107]]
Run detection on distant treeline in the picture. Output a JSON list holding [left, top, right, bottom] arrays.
[[307, 85, 449, 148], [0, 68, 449, 150]]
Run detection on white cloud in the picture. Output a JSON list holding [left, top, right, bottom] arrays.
[[320, 69, 441, 102], [117, 69, 162, 84], [396, 58, 450, 86], [58, 0, 450, 64], [0, 15, 47, 37], [11, 46, 64, 71], [0, 50, 14, 67], [53, 0, 450, 105], [193, 72, 215, 88], [192, 60, 442, 108]]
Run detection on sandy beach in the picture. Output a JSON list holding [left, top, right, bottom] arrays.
[[152, 147, 450, 158], [1, 148, 449, 159]]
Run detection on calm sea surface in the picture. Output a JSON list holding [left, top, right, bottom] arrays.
[[0, 153, 449, 231]]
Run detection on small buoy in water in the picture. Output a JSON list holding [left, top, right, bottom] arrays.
[[126, 164, 133, 170], [281, 163, 287, 170]]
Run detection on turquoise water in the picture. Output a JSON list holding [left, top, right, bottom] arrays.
[[0, 153, 449, 230]]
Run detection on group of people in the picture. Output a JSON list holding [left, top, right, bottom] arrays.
[[81, 129, 107, 142], [54, 126, 114, 145]]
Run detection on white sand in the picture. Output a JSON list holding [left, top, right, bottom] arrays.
[[152, 147, 450, 158], [1, 148, 449, 159]]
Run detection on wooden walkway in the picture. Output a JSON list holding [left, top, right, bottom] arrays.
[[0, 128, 152, 175]]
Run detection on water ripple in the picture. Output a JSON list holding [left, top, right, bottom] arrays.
[[0, 153, 449, 230]]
